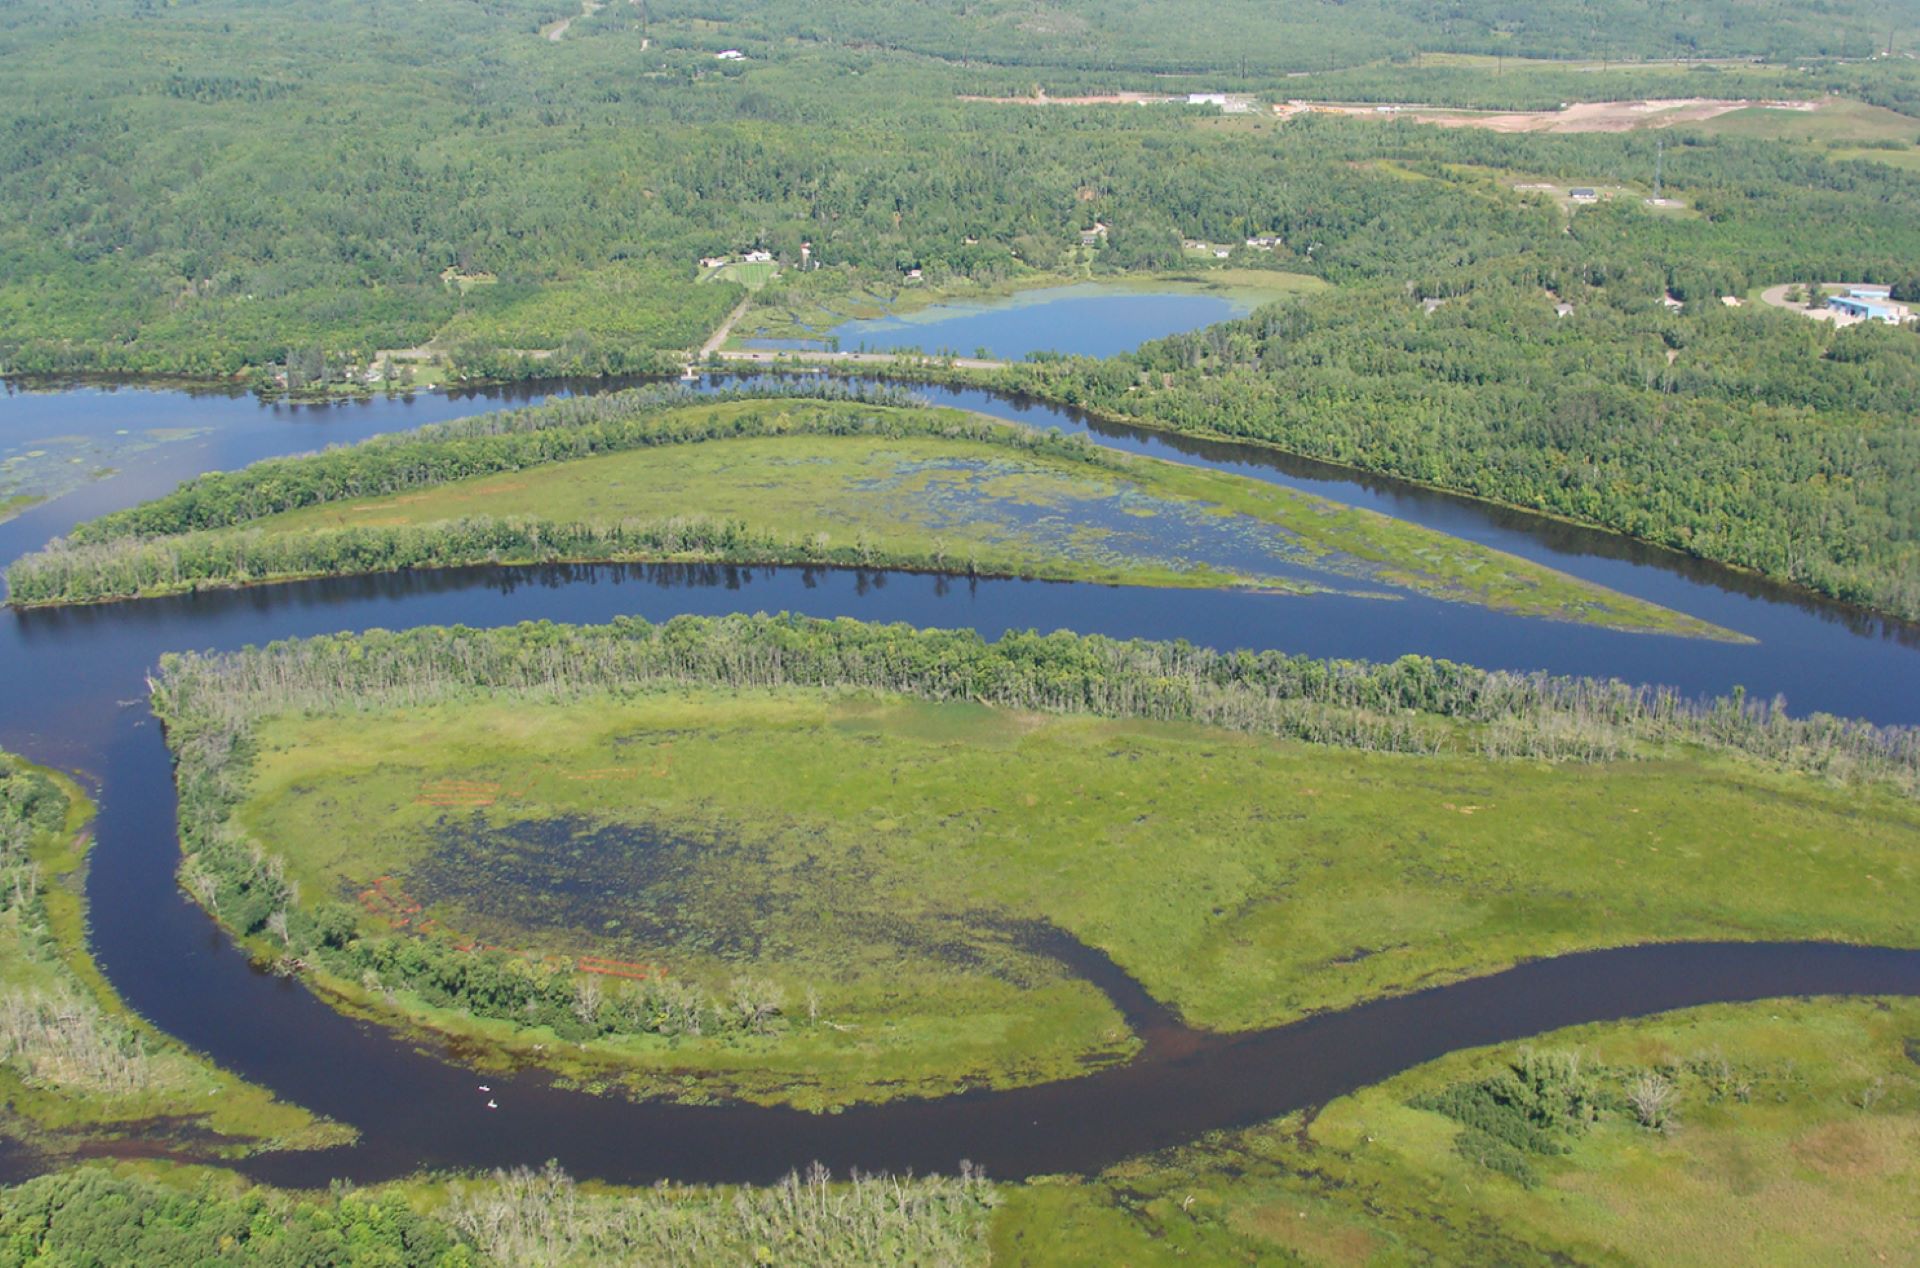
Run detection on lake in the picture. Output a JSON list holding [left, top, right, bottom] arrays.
[[740, 282, 1264, 360]]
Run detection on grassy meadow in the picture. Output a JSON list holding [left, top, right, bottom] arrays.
[[229, 687, 1919, 1105], [246, 401, 1729, 636], [989, 996, 1920, 1266], [0, 753, 342, 1160]]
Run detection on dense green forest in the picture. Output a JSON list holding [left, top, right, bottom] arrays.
[[999, 263, 1920, 619], [6, 0, 1920, 378], [640, 0, 1920, 70]]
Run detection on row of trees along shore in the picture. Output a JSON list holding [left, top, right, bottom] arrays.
[[8, 516, 1045, 608], [151, 615, 1920, 1039], [6, 387, 1119, 606], [5, 383, 1128, 607]]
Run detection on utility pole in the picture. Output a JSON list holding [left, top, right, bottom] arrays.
[[1654, 139, 1664, 198]]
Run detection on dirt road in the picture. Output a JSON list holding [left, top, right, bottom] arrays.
[[712, 348, 1009, 371]]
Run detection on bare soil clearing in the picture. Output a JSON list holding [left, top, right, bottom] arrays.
[[1283, 96, 1818, 133]]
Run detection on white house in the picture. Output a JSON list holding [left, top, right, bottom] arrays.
[[741, 249, 773, 263], [716, 49, 745, 60]]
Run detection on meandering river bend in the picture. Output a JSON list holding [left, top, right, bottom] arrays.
[[2, 376, 1917, 1185]]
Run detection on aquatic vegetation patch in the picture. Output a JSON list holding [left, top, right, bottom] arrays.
[[414, 811, 775, 959]]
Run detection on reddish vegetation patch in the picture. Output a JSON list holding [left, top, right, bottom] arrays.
[[577, 955, 669, 981], [415, 778, 500, 807], [358, 874, 444, 936], [356, 875, 668, 977]]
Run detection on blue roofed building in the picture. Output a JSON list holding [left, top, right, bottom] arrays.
[[1826, 294, 1911, 324]]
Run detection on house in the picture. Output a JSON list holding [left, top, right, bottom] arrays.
[[1212, 247, 1231, 259], [699, 256, 729, 270], [715, 49, 745, 60], [1846, 285, 1893, 300], [1827, 295, 1911, 323], [1569, 188, 1598, 202], [1079, 221, 1109, 246], [1186, 93, 1227, 107], [741, 249, 773, 263], [905, 267, 923, 280], [1244, 236, 1280, 249]]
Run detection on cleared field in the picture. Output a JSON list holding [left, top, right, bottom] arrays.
[[1283, 96, 1819, 133], [703, 261, 779, 290], [1687, 97, 1920, 145], [229, 686, 1920, 1104], [991, 996, 1920, 1265], [249, 403, 1730, 637]]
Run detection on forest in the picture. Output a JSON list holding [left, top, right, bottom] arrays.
[[0, 1162, 996, 1266], [998, 262, 1920, 620], [5, 0, 1920, 378]]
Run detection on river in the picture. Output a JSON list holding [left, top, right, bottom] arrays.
[[1, 375, 1917, 1186]]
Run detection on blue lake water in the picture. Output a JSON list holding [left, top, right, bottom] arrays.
[[742, 284, 1257, 360]]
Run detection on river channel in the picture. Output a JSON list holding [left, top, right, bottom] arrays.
[[1, 375, 1916, 1186]]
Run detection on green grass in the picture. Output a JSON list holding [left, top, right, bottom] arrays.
[[1832, 145, 1920, 172], [0, 754, 343, 1157], [1687, 98, 1920, 146], [989, 996, 1920, 1266], [703, 261, 780, 290], [251, 400, 1732, 637], [230, 688, 1918, 1105]]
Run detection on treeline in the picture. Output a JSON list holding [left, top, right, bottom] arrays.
[[643, 0, 1900, 73], [0, 1161, 996, 1267], [7, 385, 1135, 605], [1000, 271, 1920, 621], [0, 752, 169, 1103], [57, 383, 991, 545], [0, 753, 65, 861], [8, 515, 1026, 608], [153, 615, 1920, 797], [444, 1161, 995, 1268]]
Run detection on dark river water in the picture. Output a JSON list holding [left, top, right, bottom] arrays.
[[1, 375, 1917, 1186]]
